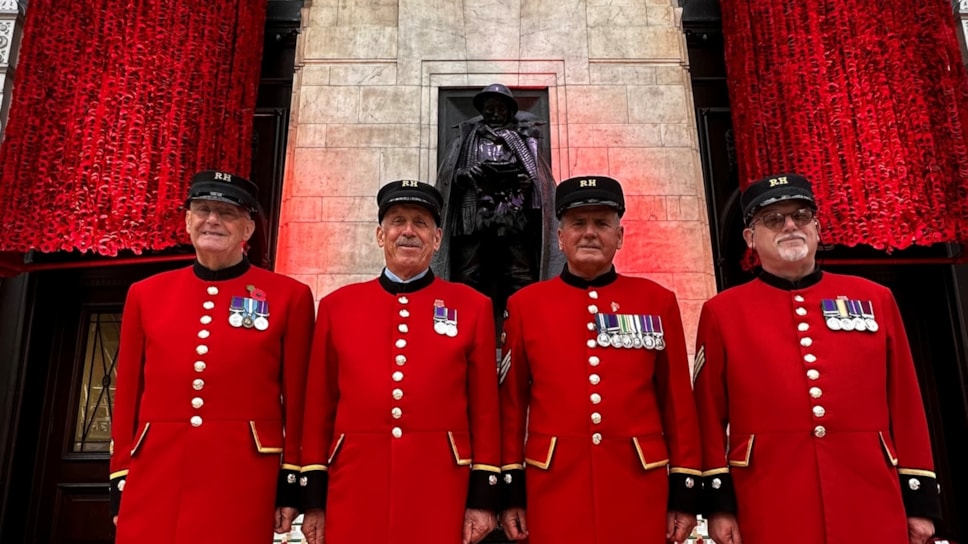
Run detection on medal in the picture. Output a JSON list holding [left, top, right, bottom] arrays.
[[229, 296, 245, 328], [254, 317, 269, 331], [821, 299, 841, 331], [433, 305, 448, 335], [650, 315, 666, 351], [254, 300, 270, 331], [860, 300, 879, 332], [444, 308, 458, 337]]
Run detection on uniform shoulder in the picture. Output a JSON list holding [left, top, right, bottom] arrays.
[[247, 266, 312, 292], [434, 277, 491, 303], [616, 274, 675, 296], [507, 277, 559, 304], [821, 271, 890, 293], [702, 277, 759, 308]]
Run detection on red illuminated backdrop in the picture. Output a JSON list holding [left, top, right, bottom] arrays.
[[721, 0, 968, 250], [0, 0, 266, 256]]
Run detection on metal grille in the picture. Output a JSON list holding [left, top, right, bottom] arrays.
[[72, 312, 121, 452]]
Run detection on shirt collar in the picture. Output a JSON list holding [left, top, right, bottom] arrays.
[[379, 267, 435, 294], [559, 264, 618, 289], [757, 267, 823, 291], [193, 257, 250, 281]]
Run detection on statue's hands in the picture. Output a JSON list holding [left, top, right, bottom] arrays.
[[516, 173, 532, 189], [457, 165, 484, 187]]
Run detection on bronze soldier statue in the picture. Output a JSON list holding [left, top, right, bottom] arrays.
[[434, 84, 560, 331]]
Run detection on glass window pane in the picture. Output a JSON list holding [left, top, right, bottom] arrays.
[[72, 312, 121, 453]]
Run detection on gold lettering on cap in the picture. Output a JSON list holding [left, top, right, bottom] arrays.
[[579, 179, 597, 187], [214, 172, 232, 182], [768, 176, 789, 187], [401, 180, 419, 187]]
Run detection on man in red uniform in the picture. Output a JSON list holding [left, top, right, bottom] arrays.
[[299, 180, 501, 544], [110, 170, 315, 543], [499, 175, 703, 544], [693, 173, 941, 544]]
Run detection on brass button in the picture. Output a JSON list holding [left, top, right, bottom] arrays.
[[198, 330, 210, 339], [586, 339, 597, 349], [812, 405, 826, 418], [195, 345, 208, 355], [814, 425, 826, 438], [588, 305, 599, 314], [194, 361, 206, 373], [591, 433, 602, 445], [391, 407, 402, 419], [589, 374, 601, 385], [395, 355, 406, 366], [800, 337, 813, 347], [392, 371, 404, 382], [391, 427, 403, 438], [398, 296, 408, 304], [192, 379, 205, 391], [398, 324, 408, 333], [804, 354, 817, 363], [190, 416, 203, 427], [191, 397, 204, 409], [590, 393, 602, 404], [207, 286, 219, 296], [796, 307, 807, 316], [392, 388, 403, 400], [807, 369, 819, 380], [203, 301, 215, 310], [809, 387, 823, 399], [399, 309, 410, 318], [588, 291, 599, 299], [590, 412, 602, 424], [395, 339, 407, 349], [798, 323, 809, 332], [200, 315, 212, 325], [588, 356, 600, 366]]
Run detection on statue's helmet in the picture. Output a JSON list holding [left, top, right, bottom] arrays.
[[473, 83, 519, 117]]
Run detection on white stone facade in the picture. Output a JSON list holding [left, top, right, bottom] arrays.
[[278, 0, 717, 341], [0, 0, 24, 139]]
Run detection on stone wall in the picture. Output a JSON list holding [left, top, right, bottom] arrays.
[[277, 0, 716, 346]]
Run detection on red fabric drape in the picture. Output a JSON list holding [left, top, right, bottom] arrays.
[[0, 0, 266, 255], [722, 0, 968, 250]]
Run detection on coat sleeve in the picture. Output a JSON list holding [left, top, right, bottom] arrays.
[[275, 283, 315, 508], [109, 284, 147, 516], [882, 290, 941, 519], [498, 295, 530, 509], [465, 295, 501, 511], [692, 299, 738, 515], [653, 290, 703, 514], [300, 296, 340, 511]]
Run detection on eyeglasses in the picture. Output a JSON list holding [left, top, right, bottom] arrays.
[[189, 203, 246, 222], [750, 208, 816, 231]]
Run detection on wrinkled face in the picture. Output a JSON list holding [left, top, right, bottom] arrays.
[[743, 201, 819, 269], [481, 96, 511, 128], [557, 206, 624, 278], [185, 200, 255, 259], [377, 204, 442, 279]]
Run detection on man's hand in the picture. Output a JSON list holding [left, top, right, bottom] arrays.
[[708, 513, 742, 544], [908, 516, 935, 544], [274, 506, 298, 534], [500, 507, 529, 541], [112, 515, 118, 527], [666, 510, 697, 544], [462, 508, 498, 544], [301, 508, 325, 544]]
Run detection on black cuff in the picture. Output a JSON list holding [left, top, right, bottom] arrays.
[[466, 469, 501, 512], [702, 472, 737, 516], [109, 475, 125, 516], [275, 467, 301, 509], [668, 472, 703, 514], [300, 470, 329, 511], [899, 473, 942, 520], [501, 468, 527, 509]]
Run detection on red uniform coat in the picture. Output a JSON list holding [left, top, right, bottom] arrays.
[[693, 270, 941, 544], [110, 260, 314, 544], [500, 268, 703, 544], [300, 271, 501, 544]]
